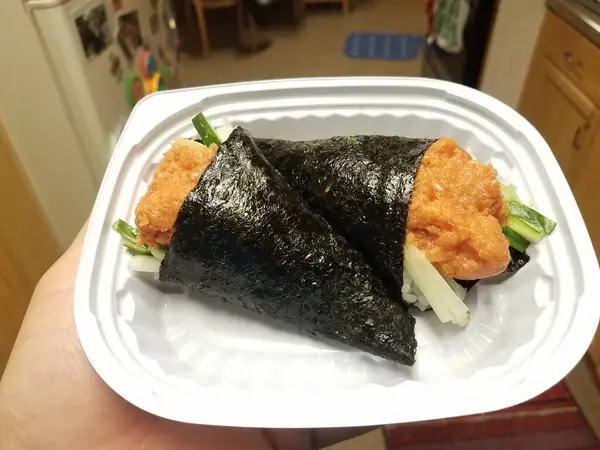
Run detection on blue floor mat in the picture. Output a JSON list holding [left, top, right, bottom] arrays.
[[344, 33, 424, 61]]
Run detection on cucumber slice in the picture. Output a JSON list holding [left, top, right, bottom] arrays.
[[503, 227, 530, 253], [506, 216, 544, 243], [500, 183, 519, 202], [150, 247, 167, 261], [128, 255, 161, 273], [404, 243, 470, 326], [507, 200, 557, 237]]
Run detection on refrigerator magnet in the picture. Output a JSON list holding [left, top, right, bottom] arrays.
[[75, 3, 112, 60], [144, 72, 165, 95], [124, 73, 145, 107], [109, 52, 123, 81], [138, 49, 158, 79], [117, 11, 143, 64]]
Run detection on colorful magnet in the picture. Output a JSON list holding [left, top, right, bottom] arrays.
[[160, 67, 171, 89], [109, 52, 123, 80], [156, 72, 166, 91], [124, 73, 145, 107], [138, 49, 157, 78], [143, 71, 165, 95], [117, 11, 142, 63]]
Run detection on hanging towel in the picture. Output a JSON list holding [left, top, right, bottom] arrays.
[[426, 0, 435, 44], [428, 0, 470, 54]]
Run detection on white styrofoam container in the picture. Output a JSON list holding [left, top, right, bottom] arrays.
[[74, 77, 600, 428]]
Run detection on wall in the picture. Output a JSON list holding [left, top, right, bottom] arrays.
[[0, 1, 98, 249], [480, 0, 547, 108]]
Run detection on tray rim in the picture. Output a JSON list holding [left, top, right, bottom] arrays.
[[74, 77, 600, 427]]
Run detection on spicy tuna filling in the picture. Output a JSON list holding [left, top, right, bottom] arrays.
[[406, 138, 510, 280], [135, 138, 217, 247]]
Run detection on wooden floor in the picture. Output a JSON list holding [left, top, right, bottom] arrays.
[[324, 361, 600, 450], [177, 0, 425, 87], [385, 380, 599, 449]]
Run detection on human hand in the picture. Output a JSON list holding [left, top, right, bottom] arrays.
[[0, 223, 374, 449]]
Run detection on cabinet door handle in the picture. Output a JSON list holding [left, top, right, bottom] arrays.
[[564, 51, 583, 68], [572, 124, 587, 150]]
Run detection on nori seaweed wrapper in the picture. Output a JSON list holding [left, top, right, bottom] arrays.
[[256, 136, 435, 303], [506, 246, 531, 273], [160, 127, 417, 365]]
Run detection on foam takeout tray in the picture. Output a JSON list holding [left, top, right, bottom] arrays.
[[74, 77, 600, 427]]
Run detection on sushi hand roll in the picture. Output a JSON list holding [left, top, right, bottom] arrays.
[[116, 113, 555, 338], [257, 137, 510, 291]]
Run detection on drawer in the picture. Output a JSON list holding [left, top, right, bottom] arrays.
[[537, 11, 600, 106]]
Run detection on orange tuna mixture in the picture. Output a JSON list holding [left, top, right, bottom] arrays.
[[135, 138, 217, 247], [407, 138, 510, 280]]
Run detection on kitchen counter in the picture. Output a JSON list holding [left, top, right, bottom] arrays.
[[548, 0, 600, 47]]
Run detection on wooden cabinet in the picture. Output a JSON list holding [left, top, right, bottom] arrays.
[[520, 10, 600, 381], [520, 57, 599, 183], [520, 11, 600, 252], [0, 121, 59, 375]]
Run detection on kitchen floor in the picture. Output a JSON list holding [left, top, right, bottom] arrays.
[[324, 361, 600, 450], [324, 429, 386, 450], [177, 0, 426, 87]]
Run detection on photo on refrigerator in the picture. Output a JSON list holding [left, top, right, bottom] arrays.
[[117, 10, 143, 63], [75, 3, 112, 59]]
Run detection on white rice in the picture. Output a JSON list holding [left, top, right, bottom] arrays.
[[402, 269, 431, 311]]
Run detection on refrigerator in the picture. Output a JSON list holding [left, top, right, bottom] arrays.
[[23, 0, 181, 184]]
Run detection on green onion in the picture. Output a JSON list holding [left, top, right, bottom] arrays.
[[192, 112, 222, 147], [123, 241, 152, 256], [503, 227, 530, 253], [112, 219, 138, 243], [113, 219, 153, 255]]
